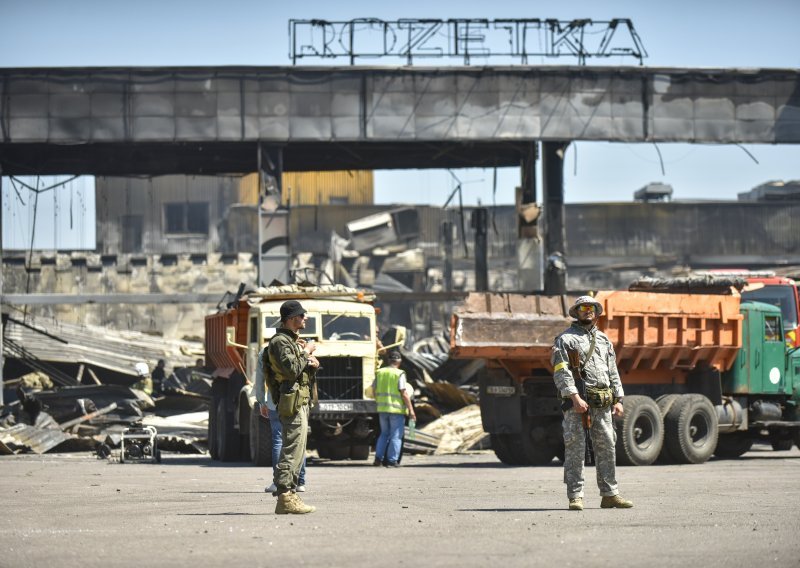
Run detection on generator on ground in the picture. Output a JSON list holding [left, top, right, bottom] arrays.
[[120, 424, 161, 463]]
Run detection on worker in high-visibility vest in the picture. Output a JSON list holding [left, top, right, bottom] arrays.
[[373, 351, 415, 467]]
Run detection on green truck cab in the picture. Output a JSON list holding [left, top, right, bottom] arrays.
[[718, 301, 800, 455]]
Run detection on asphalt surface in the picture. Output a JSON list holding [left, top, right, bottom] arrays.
[[1, 445, 799, 568]]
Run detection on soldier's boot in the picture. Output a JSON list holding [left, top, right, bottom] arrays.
[[568, 497, 584, 511], [600, 495, 633, 509], [275, 492, 315, 515]]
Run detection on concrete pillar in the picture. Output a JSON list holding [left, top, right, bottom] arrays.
[[517, 142, 542, 291], [257, 145, 290, 286], [442, 221, 454, 292], [471, 208, 488, 291], [542, 141, 569, 295]]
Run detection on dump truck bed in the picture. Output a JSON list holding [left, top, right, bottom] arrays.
[[451, 291, 743, 383]]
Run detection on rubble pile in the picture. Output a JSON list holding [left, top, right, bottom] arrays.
[[393, 329, 488, 455], [1, 317, 210, 458]]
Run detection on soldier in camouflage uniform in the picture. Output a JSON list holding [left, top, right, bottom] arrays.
[[552, 296, 633, 511], [265, 300, 319, 515]]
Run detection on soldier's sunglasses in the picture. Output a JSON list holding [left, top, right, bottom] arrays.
[[576, 305, 595, 313]]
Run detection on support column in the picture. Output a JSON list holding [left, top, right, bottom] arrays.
[[542, 141, 569, 295], [442, 221, 454, 292], [257, 145, 290, 286], [471, 208, 488, 291], [517, 142, 542, 291]]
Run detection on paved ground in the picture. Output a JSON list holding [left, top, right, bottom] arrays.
[[1, 445, 799, 568]]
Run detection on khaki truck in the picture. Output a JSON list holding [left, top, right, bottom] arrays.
[[204, 284, 380, 463], [451, 283, 800, 466]]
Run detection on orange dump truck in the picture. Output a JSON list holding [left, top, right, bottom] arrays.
[[451, 287, 800, 466]]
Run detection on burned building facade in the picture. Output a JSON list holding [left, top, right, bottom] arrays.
[[4, 173, 800, 342]]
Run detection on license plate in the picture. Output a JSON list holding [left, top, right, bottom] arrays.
[[486, 385, 516, 396], [318, 402, 354, 412]]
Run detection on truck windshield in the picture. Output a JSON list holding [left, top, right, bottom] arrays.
[[264, 315, 318, 336], [741, 286, 798, 330], [322, 314, 371, 341]]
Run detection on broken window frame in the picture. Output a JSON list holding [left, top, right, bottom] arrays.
[[164, 202, 209, 235]]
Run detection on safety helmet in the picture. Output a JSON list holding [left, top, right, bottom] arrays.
[[568, 295, 603, 319], [134, 362, 150, 377]]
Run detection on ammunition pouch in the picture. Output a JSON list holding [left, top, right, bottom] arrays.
[[585, 386, 614, 409], [277, 381, 302, 418]]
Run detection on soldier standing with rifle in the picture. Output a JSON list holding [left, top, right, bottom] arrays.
[[263, 300, 319, 515], [552, 296, 633, 511]]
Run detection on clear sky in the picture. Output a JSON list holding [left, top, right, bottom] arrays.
[[1, 0, 799, 247]]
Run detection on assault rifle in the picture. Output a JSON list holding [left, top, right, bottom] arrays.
[[566, 348, 594, 466]]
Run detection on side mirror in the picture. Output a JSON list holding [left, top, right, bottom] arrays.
[[226, 326, 247, 349]]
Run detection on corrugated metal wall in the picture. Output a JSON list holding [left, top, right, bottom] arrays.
[[567, 203, 800, 258], [282, 171, 373, 206], [231, 171, 374, 206]]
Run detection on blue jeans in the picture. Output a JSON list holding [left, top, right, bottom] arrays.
[[269, 408, 306, 485], [375, 413, 405, 465]]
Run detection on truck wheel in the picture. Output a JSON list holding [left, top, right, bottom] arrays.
[[714, 432, 753, 458], [655, 394, 682, 463], [350, 444, 370, 460], [249, 409, 273, 466], [318, 442, 350, 461], [770, 433, 793, 451], [521, 416, 558, 465], [490, 433, 527, 466], [208, 396, 219, 460], [615, 395, 664, 466], [664, 394, 718, 464], [216, 398, 241, 462]]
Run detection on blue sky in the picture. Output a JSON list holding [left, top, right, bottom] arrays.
[[1, 0, 799, 248]]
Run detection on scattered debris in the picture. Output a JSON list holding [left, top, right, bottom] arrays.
[[405, 405, 489, 455]]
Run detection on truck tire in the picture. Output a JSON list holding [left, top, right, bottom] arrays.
[[521, 416, 559, 465], [655, 394, 682, 463], [318, 442, 350, 461], [350, 443, 370, 460], [664, 394, 718, 464], [615, 395, 664, 466], [770, 433, 793, 451], [249, 409, 273, 466], [207, 403, 219, 460], [714, 432, 753, 458], [490, 433, 527, 466], [216, 398, 241, 461]]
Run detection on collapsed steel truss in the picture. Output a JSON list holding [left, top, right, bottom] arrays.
[[289, 18, 648, 65]]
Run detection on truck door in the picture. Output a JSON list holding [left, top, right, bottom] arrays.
[[759, 311, 785, 394]]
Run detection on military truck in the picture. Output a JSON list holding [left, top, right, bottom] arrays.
[[204, 284, 379, 463], [450, 284, 800, 466]]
